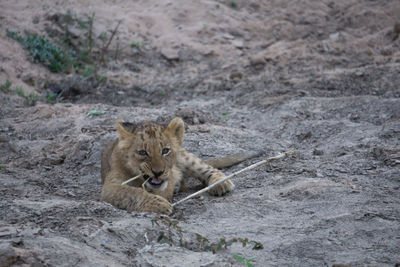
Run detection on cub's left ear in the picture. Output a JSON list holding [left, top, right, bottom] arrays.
[[166, 117, 185, 145]]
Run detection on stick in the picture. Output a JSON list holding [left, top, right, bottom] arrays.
[[121, 174, 142, 186], [172, 151, 295, 207], [142, 177, 150, 191]]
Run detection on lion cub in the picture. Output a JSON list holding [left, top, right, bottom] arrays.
[[101, 117, 258, 214]]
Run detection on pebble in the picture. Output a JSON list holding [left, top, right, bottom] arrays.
[[222, 33, 234, 40], [355, 71, 364, 77], [329, 32, 339, 41], [161, 47, 180, 61], [232, 39, 244, 49], [249, 55, 266, 66], [229, 72, 243, 80]]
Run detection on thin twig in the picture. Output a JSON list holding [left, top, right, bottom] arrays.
[[172, 151, 296, 207], [121, 174, 142, 186], [142, 177, 150, 191], [100, 20, 122, 65]]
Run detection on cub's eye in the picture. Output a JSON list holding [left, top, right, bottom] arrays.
[[162, 148, 170, 155], [138, 150, 148, 156]]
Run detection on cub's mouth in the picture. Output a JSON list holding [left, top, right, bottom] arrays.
[[149, 177, 164, 186], [144, 175, 168, 191]]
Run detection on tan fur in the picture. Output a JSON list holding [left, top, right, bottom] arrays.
[[100, 117, 260, 214]]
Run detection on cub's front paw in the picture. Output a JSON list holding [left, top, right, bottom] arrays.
[[143, 194, 173, 215], [208, 176, 235, 196]]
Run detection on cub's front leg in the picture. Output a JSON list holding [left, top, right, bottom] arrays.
[[179, 150, 234, 196], [101, 181, 172, 215]]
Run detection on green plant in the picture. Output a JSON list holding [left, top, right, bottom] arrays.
[[193, 235, 263, 253], [230, 1, 238, 8], [1, 81, 37, 106], [0, 165, 5, 171], [7, 30, 76, 73], [221, 113, 230, 120], [7, 11, 123, 82], [81, 65, 96, 78], [0, 81, 12, 92], [150, 216, 263, 254], [87, 109, 106, 117], [24, 92, 38, 106], [233, 254, 256, 267], [44, 92, 58, 103], [97, 75, 107, 83], [13, 86, 25, 97], [130, 40, 145, 47]]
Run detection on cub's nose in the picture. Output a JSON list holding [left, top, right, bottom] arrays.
[[152, 170, 164, 178]]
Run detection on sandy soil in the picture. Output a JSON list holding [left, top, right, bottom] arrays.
[[0, 0, 400, 266]]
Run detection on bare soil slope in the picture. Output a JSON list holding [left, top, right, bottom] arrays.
[[0, 0, 399, 266]]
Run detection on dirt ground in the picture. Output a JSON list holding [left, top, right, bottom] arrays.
[[0, 0, 400, 266]]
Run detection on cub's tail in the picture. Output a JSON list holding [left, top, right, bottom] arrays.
[[204, 150, 264, 169]]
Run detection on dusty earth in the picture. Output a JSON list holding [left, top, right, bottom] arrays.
[[1, 0, 400, 266]]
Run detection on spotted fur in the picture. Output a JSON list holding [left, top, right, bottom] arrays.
[[101, 117, 240, 214]]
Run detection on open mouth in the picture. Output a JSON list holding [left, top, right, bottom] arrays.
[[148, 177, 164, 186]]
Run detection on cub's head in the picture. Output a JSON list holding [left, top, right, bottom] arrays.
[[116, 117, 185, 191]]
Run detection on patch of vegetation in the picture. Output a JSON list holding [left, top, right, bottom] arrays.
[[7, 11, 123, 83], [233, 254, 256, 267], [130, 40, 145, 47], [24, 92, 38, 106], [1, 81, 38, 106], [44, 92, 58, 104], [13, 86, 25, 97], [81, 65, 96, 78], [0, 165, 5, 171], [221, 113, 230, 120], [7, 30, 76, 73], [230, 1, 238, 8], [87, 109, 106, 117], [0, 81, 12, 92], [151, 216, 263, 254]]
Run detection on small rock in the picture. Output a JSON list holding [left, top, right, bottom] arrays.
[[196, 125, 210, 133], [201, 49, 214, 56], [355, 71, 364, 77], [249, 55, 266, 66], [329, 32, 340, 41], [222, 33, 234, 40], [68, 26, 83, 38], [161, 47, 180, 61], [193, 116, 200, 125], [298, 131, 312, 141], [232, 39, 244, 49], [229, 72, 243, 81], [313, 149, 324, 156], [175, 108, 206, 125], [47, 154, 66, 165]]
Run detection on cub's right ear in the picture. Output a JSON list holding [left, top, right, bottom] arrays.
[[116, 118, 133, 139], [116, 118, 135, 150]]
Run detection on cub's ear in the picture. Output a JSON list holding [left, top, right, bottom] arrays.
[[166, 117, 184, 145], [116, 118, 135, 149], [116, 118, 133, 139]]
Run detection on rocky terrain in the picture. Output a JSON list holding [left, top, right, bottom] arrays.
[[0, 0, 399, 266]]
